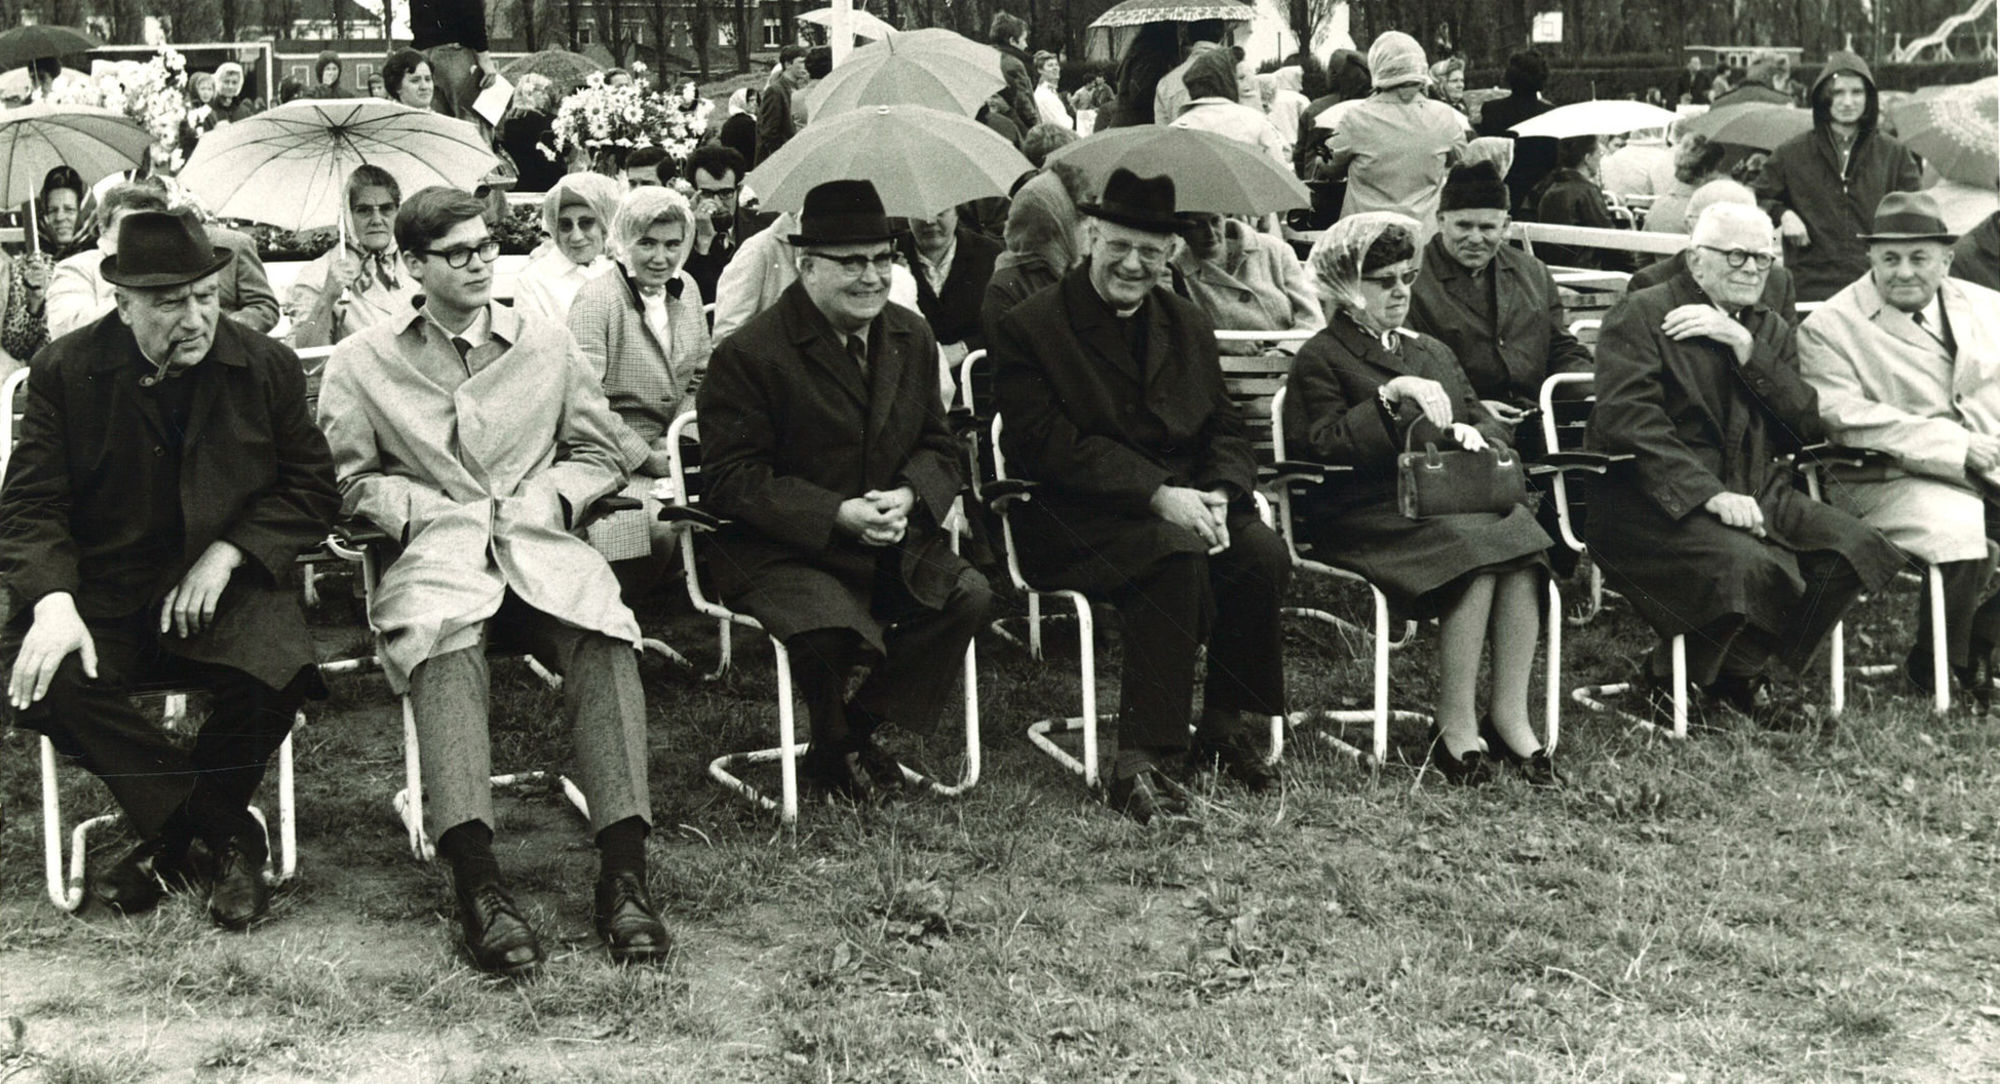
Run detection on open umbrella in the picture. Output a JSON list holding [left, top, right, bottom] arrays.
[[744, 103, 1030, 216], [1678, 103, 1813, 151], [1509, 100, 1682, 139], [1045, 125, 1309, 215], [797, 7, 899, 40], [0, 103, 149, 208], [1086, 0, 1256, 61], [0, 25, 101, 73], [1888, 78, 1997, 187], [177, 99, 498, 231], [500, 48, 604, 90], [804, 28, 1003, 119]]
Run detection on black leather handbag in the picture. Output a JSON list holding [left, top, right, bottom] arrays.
[[1396, 424, 1528, 520]]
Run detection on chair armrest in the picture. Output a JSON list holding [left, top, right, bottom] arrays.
[[983, 477, 1037, 512], [657, 503, 728, 532], [1785, 443, 1892, 471], [946, 407, 981, 436], [1531, 450, 1631, 475]]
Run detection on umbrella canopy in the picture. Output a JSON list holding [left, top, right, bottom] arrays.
[[0, 102, 150, 206], [1509, 100, 1682, 139], [1888, 78, 1997, 188], [176, 99, 498, 231], [1678, 103, 1813, 151], [797, 7, 899, 39], [1089, 0, 1255, 28], [804, 28, 1003, 119], [1044, 125, 1309, 215], [499, 48, 604, 90], [744, 103, 1030, 217], [0, 25, 101, 73]]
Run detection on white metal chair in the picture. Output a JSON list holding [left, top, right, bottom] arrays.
[[659, 409, 982, 824]]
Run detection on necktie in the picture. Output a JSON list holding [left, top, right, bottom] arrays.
[[1913, 311, 1950, 353], [847, 334, 868, 377], [451, 336, 473, 372]]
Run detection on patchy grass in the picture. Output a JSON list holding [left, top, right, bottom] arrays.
[[3, 568, 2000, 1081]]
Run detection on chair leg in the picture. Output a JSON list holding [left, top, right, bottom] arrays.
[[394, 696, 431, 861], [274, 719, 298, 884], [1830, 619, 1846, 718], [1545, 577, 1562, 753], [40, 736, 115, 913], [1929, 563, 1950, 715], [704, 635, 808, 825], [1672, 634, 1689, 739], [918, 636, 984, 797], [1022, 591, 1109, 788]]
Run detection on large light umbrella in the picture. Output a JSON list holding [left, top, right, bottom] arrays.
[[1888, 78, 1997, 188], [1678, 103, 1813, 151], [1510, 100, 1682, 139], [1085, 0, 1255, 62], [1045, 125, 1309, 215], [0, 103, 149, 213], [499, 48, 604, 90], [797, 7, 899, 40], [804, 28, 1004, 119], [744, 103, 1030, 217], [177, 99, 499, 231], [0, 25, 100, 73]]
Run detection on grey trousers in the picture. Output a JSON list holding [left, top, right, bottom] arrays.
[[406, 595, 650, 839]]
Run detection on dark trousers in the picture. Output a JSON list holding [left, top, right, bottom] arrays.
[[1115, 517, 1290, 751], [1916, 504, 2000, 668], [786, 560, 991, 749], [8, 609, 301, 844], [1650, 548, 1868, 687]]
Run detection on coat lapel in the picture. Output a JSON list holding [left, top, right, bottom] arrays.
[[781, 282, 869, 410], [1064, 270, 1145, 387], [864, 313, 908, 448]]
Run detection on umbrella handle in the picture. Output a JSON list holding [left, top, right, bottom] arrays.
[[26, 196, 37, 257]]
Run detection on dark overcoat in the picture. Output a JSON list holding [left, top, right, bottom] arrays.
[[0, 315, 340, 689], [1630, 252, 1799, 327], [1282, 316, 1550, 609], [1409, 235, 1593, 408], [898, 227, 1003, 351], [1753, 126, 1921, 303], [697, 282, 968, 648], [1581, 273, 1901, 639], [991, 265, 1256, 592]]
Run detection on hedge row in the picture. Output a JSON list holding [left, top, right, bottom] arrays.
[[1467, 58, 1996, 104]]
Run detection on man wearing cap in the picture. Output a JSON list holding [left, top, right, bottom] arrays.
[[1583, 202, 1901, 730], [992, 168, 1290, 822], [698, 179, 990, 800], [1798, 191, 2000, 708], [1, 211, 339, 929], [319, 186, 668, 976]]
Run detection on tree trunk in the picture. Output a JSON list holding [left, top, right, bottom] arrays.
[[776, 0, 794, 46], [694, 0, 713, 80], [567, 0, 583, 50], [519, 0, 540, 51], [734, 0, 751, 71]]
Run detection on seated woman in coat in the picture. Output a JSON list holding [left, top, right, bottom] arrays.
[[515, 172, 624, 326], [567, 185, 712, 557], [1172, 211, 1323, 354], [1282, 213, 1557, 786]]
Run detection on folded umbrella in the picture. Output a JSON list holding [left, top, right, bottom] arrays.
[[1887, 78, 1997, 188], [744, 103, 1030, 217], [1509, 100, 1682, 139], [1677, 103, 1813, 151], [1045, 125, 1310, 216], [804, 28, 1003, 119]]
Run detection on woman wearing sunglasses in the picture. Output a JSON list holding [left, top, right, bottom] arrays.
[[1282, 213, 1557, 787]]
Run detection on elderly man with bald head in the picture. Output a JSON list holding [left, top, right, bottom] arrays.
[[1798, 192, 2000, 709], [1582, 202, 1902, 730]]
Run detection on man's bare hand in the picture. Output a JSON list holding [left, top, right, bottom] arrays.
[[1153, 485, 1225, 550], [837, 496, 902, 546], [161, 540, 244, 638], [9, 593, 96, 710], [1481, 399, 1528, 427], [1968, 433, 2000, 473], [1663, 304, 1753, 364], [1779, 210, 1810, 247], [1704, 491, 1766, 536]]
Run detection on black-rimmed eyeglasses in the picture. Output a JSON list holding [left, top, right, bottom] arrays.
[[422, 240, 501, 269], [1698, 245, 1776, 270]]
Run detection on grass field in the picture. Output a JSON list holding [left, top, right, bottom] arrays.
[[2, 567, 1998, 1083]]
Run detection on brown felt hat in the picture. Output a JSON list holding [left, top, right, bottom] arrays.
[[100, 210, 233, 289]]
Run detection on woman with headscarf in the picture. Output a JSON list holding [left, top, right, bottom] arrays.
[[1264, 66, 1310, 149], [718, 86, 759, 164], [981, 166, 1084, 347], [1313, 32, 1468, 241], [3, 167, 92, 367], [1428, 56, 1467, 115], [1169, 47, 1288, 167], [497, 73, 565, 194], [567, 185, 712, 555], [1283, 213, 1556, 786], [516, 173, 624, 326], [1644, 133, 1729, 235]]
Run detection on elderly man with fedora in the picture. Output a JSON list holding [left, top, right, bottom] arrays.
[[1, 211, 339, 929], [1799, 191, 2000, 708], [697, 179, 991, 800], [319, 186, 668, 976], [991, 168, 1290, 822], [1584, 201, 1902, 730]]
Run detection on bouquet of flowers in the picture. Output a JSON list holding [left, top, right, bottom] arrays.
[[48, 47, 190, 173], [550, 63, 712, 170]]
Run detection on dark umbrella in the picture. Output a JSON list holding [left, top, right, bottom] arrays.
[[0, 25, 101, 73], [500, 48, 605, 92], [1678, 103, 1812, 151]]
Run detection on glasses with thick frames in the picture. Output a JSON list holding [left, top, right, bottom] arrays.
[[422, 240, 501, 269]]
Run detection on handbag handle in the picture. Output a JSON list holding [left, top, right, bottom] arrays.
[[1403, 418, 1519, 469]]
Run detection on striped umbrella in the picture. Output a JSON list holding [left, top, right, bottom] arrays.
[[176, 98, 499, 231]]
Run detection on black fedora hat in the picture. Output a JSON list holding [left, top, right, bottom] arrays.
[[101, 210, 233, 289], [1858, 191, 1958, 243], [1078, 168, 1179, 235], [788, 179, 901, 247]]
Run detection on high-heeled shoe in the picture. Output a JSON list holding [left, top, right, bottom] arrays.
[[1426, 725, 1494, 786], [1478, 715, 1563, 788]]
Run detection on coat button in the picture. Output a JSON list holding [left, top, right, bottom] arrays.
[[1239, 291, 1252, 303], [153, 446, 165, 457]]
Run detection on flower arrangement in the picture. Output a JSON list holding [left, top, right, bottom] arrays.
[[549, 62, 712, 169], [48, 47, 191, 174]]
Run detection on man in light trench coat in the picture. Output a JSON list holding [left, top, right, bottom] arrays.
[[319, 186, 668, 977]]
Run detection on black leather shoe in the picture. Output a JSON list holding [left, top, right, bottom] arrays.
[[1477, 715, 1562, 788], [1188, 725, 1275, 792], [93, 837, 200, 916], [855, 738, 913, 795], [454, 876, 544, 977], [594, 870, 672, 965], [207, 834, 270, 930], [1906, 644, 1993, 714], [1718, 681, 1824, 732], [1634, 668, 1703, 732], [1105, 764, 1191, 825], [801, 744, 876, 802], [1426, 727, 1494, 785]]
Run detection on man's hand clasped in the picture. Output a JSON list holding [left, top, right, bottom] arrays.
[[838, 486, 916, 546], [1152, 485, 1231, 554]]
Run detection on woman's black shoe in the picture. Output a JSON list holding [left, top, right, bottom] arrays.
[[1477, 715, 1563, 788], [1426, 726, 1494, 785]]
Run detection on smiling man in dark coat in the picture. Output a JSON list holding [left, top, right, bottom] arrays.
[[698, 180, 991, 800], [992, 168, 1290, 822], [2, 211, 339, 928], [1583, 202, 1900, 729]]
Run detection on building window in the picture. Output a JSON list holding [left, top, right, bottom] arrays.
[[762, 18, 783, 47]]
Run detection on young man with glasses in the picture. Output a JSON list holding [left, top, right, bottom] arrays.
[[318, 186, 671, 976], [697, 179, 991, 801], [288, 165, 418, 347], [680, 144, 752, 305], [1583, 201, 1901, 731], [992, 168, 1291, 822]]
